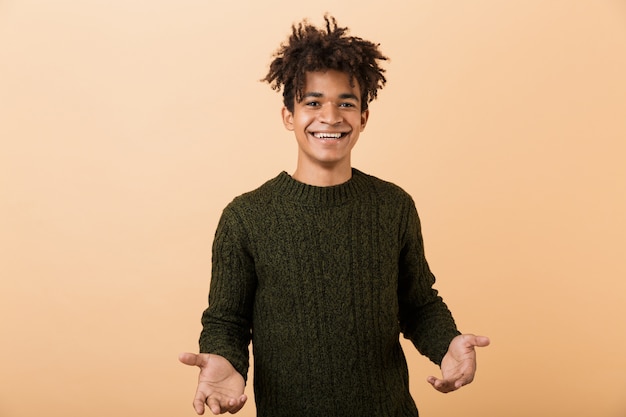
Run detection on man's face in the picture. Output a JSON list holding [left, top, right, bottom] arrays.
[[282, 70, 369, 175]]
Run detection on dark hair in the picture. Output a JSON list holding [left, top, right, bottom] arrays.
[[262, 15, 388, 112]]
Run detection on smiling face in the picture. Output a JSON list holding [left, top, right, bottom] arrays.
[[282, 70, 369, 185]]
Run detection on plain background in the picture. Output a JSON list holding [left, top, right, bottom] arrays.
[[1, 1, 625, 416]]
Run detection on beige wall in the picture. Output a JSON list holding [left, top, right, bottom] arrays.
[[1, 1, 625, 416]]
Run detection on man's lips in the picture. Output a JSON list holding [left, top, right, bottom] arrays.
[[309, 131, 349, 139]]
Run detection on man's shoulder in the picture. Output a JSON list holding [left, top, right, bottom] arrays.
[[355, 169, 413, 202], [225, 173, 282, 210]]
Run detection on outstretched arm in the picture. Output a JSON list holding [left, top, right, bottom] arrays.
[[179, 352, 247, 415], [427, 334, 490, 393]]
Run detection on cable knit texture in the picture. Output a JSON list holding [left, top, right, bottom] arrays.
[[200, 169, 460, 417]]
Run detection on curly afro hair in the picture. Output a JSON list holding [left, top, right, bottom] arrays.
[[262, 15, 388, 112]]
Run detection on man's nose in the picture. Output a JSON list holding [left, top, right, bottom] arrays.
[[319, 103, 342, 124]]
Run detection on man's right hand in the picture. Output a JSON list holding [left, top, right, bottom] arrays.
[[178, 352, 247, 415]]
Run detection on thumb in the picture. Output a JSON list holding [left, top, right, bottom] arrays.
[[178, 352, 202, 367], [466, 334, 490, 348]]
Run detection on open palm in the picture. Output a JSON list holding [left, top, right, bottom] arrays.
[[427, 334, 490, 393], [179, 352, 247, 415]]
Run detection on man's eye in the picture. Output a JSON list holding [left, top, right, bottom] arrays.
[[305, 101, 320, 107], [339, 102, 355, 108]]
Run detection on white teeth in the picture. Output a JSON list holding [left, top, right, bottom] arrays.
[[313, 132, 343, 139]]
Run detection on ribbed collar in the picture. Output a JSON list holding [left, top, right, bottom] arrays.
[[271, 168, 371, 206]]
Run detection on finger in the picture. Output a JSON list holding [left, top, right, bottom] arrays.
[[453, 372, 475, 389], [464, 334, 490, 348], [179, 352, 200, 366], [474, 335, 490, 347], [427, 376, 455, 393], [221, 395, 244, 414], [227, 395, 248, 414], [180, 352, 212, 370], [192, 386, 212, 415], [192, 394, 206, 415], [207, 396, 224, 415]]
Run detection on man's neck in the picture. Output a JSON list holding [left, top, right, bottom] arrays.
[[291, 165, 353, 187]]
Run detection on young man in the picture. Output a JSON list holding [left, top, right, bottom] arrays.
[[180, 15, 489, 416]]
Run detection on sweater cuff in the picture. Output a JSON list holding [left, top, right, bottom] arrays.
[[199, 343, 250, 382], [431, 329, 462, 366]]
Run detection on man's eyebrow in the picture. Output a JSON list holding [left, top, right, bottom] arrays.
[[339, 93, 359, 101], [302, 92, 360, 101]]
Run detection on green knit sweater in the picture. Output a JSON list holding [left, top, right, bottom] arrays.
[[200, 169, 460, 417]]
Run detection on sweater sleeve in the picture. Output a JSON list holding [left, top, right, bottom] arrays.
[[199, 205, 256, 381], [397, 198, 461, 365]]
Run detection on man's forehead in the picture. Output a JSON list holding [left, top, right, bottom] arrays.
[[303, 71, 360, 89]]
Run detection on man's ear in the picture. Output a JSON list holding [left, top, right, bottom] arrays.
[[281, 107, 295, 131], [360, 109, 370, 132]]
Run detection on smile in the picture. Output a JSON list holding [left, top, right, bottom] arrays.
[[311, 132, 348, 140]]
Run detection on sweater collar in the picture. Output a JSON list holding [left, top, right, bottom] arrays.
[[272, 168, 370, 206]]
